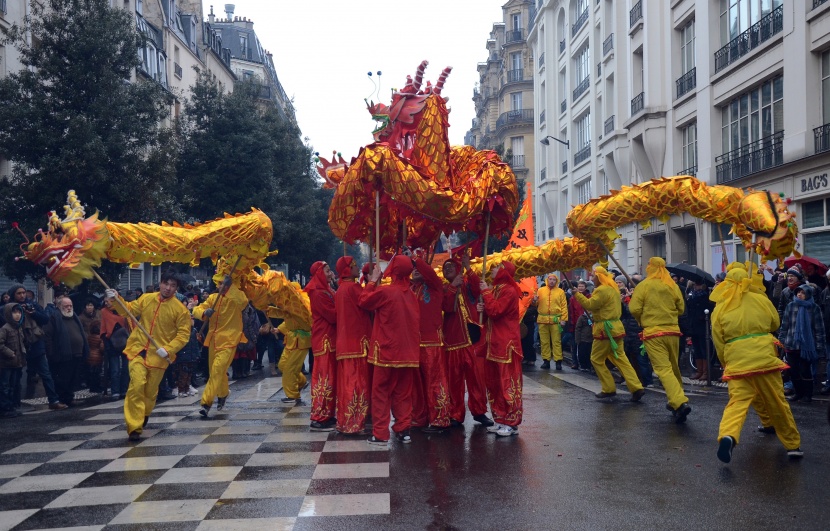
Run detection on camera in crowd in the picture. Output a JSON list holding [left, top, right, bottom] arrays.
[[21, 303, 35, 312]]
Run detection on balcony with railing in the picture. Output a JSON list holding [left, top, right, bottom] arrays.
[[539, 52, 545, 68], [714, 5, 783, 73], [561, 99, 567, 114], [505, 29, 526, 44], [815, 123, 830, 154], [604, 115, 615, 135], [174, 62, 183, 79], [573, 77, 590, 101], [631, 92, 644, 115], [675, 67, 696, 99], [630, 1, 642, 28], [562, 161, 568, 174], [603, 33, 614, 56], [496, 109, 534, 131], [540, 110, 546, 124], [815, 0, 830, 8], [715, 131, 784, 184], [572, 9, 589, 37], [574, 144, 592, 165], [509, 155, 526, 168], [506, 69, 525, 83], [677, 165, 697, 177], [560, 39, 566, 54]]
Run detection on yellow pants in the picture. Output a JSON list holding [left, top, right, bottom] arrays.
[[644, 336, 687, 410], [538, 322, 563, 362], [591, 338, 644, 395], [279, 347, 308, 399], [718, 371, 800, 450], [201, 346, 235, 408], [124, 357, 166, 435]]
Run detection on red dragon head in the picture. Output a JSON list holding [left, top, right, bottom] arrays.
[[20, 190, 110, 287], [315, 151, 349, 189]]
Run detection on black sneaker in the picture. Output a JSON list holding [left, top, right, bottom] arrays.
[[128, 431, 141, 442], [396, 430, 412, 444], [199, 405, 210, 418], [555, 361, 563, 371], [787, 448, 804, 459], [717, 436, 735, 463], [217, 396, 228, 411], [367, 435, 388, 446], [757, 425, 776, 434], [310, 419, 336, 432], [280, 397, 296, 404], [630, 389, 645, 402], [540, 360, 551, 370], [295, 399, 308, 406], [674, 403, 692, 424], [450, 419, 464, 428], [473, 414, 494, 427], [595, 391, 617, 399], [421, 425, 445, 434]]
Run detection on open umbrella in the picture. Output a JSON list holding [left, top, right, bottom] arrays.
[[665, 263, 716, 287], [783, 255, 828, 277]]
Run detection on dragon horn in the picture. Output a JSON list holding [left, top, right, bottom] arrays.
[[11, 222, 30, 257], [434, 66, 453, 95], [412, 60, 428, 92]]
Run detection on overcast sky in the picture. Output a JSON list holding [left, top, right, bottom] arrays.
[[202, 0, 506, 156]]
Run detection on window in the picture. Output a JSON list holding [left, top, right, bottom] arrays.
[[575, 0, 589, 19], [823, 51, 830, 124], [681, 21, 695, 74], [721, 75, 783, 154], [136, 0, 142, 15], [800, 198, 830, 265], [576, 179, 592, 204], [512, 12, 521, 31], [511, 92, 523, 111], [719, 0, 783, 44], [240, 34, 248, 58], [574, 46, 590, 84], [682, 122, 697, 171], [511, 52, 522, 71], [575, 112, 591, 150]]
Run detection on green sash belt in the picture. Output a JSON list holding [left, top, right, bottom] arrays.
[[726, 332, 768, 344], [295, 330, 311, 338], [601, 320, 619, 359]]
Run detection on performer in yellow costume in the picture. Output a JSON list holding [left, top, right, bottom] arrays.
[[274, 293, 311, 405], [535, 273, 568, 371], [193, 275, 250, 417], [573, 266, 645, 401], [629, 257, 691, 423], [710, 266, 803, 463], [105, 271, 191, 441]]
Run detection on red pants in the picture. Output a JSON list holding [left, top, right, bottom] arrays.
[[335, 356, 370, 434], [411, 346, 451, 428], [310, 352, 336, 422], [371, 366, 415, 441], [447, 345, 488, 421], [485, 353, 523, 427]]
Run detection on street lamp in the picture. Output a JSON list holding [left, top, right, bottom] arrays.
[[540, 135, 569, 148]]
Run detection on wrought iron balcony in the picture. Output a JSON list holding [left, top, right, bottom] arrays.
[[629, 1, 642, 28], [509, 155, 526, 168], [675, 67, 696, 99], [604, 115, 615, 135], [715, 131, 784, 184], [815, 123, 830, 154], [562, 161, 568, 173], [560, 39, 566, 54], [505, 29, 526, 44], [572, 9, 589, 37], [540, 110, 546, 124], [677, 165, 697, 177], [561, 99, 567, 114], [174, 62, 183, 79], [714, 5, 783, 73], [603, 33, 614, 56], [573, 77, 590, 101], [574, 144, 592, 165], [539, 52, 545, 68], [496, 109, 534, 130], [506, 69, 525, 83], [631, 92, 644, 116], [815, 0, 829, 8]]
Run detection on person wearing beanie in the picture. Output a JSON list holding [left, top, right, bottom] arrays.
[[629, 257, 691, 423], [710, 266, 802, 463], [777, 267, 804, 320], [778, 284, 825, 403], [333, 256, 373, 433], [478, 261, 524, 436], [306, 261, 338, 432], [534, 273, 568, 371], [442, 254, 492, 427], [359, 256, 421, 445], [573, 266, 645, 402]]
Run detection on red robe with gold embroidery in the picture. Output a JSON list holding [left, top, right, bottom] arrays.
[[307, 262, 337, 423], [334, 269, 372, 433]]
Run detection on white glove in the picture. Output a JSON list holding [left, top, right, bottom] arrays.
[[156, 347, 169, 359], [105, 289, 117, 299]]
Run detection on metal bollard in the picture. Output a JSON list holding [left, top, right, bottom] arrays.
[[704, 309, 712, 387]]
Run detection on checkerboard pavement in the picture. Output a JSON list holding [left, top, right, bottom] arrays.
[[0, 378, 390, 530]]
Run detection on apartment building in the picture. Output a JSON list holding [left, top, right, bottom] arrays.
[[0, 0, 26, 182], [530, 0, 830, 275], [465, 0, 538, 200]]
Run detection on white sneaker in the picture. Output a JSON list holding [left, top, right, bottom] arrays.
[[487, 423, 503, 433], [496, 425, 518, 437], [189, 385, 198, 395]]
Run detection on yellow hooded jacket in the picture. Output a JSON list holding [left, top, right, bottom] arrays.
[[536, 281, 568, 325], [114, 293, 191, 369], [628, 278, 685, 338], [574, 285, 625, 340], [192, 285, 249, 350]]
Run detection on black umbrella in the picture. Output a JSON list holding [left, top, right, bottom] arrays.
[[178, 273, 197, 285], [665, 263, 716, 287]]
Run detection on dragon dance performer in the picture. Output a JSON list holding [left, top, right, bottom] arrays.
[[711, 266, 803, 463], [274, 298, 311, 406], [307, 261, 337, 432], [192, 275, 249, 418], [105, 271, 190, 441], [535, 273, 568, 371], [478, 261, 523, 437], [442, 255, 492, 427], [410, 253, 451, 432], [629, 257, 691, 423], [573, 266, 645, 402], [334, 256, 373, 434], [360, 256, 421, 445]]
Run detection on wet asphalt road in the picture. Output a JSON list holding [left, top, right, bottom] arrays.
[[3, 366, 829, 530]]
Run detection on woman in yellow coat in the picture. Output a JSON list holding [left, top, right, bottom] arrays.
[[710, 266, 802, 463], [573, 266, 644, 401], [534, 273, 568, 371]]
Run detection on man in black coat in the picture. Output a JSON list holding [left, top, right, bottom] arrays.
[[44, 296, 89, 407]]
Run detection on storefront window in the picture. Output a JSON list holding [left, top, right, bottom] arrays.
[[800, 198, 830, 264]]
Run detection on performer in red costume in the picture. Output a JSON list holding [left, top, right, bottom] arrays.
[[478, 261, 523, 437], [410, 252, 451, 432], [306, 261, 337, 432], [359, 256, 421, 445], [334, 256, 373, 434], [442, 254, 493, 427]]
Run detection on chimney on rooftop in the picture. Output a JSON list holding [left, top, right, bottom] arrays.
[[208, 5, 215, 23], [224, 4, 234, 20]]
